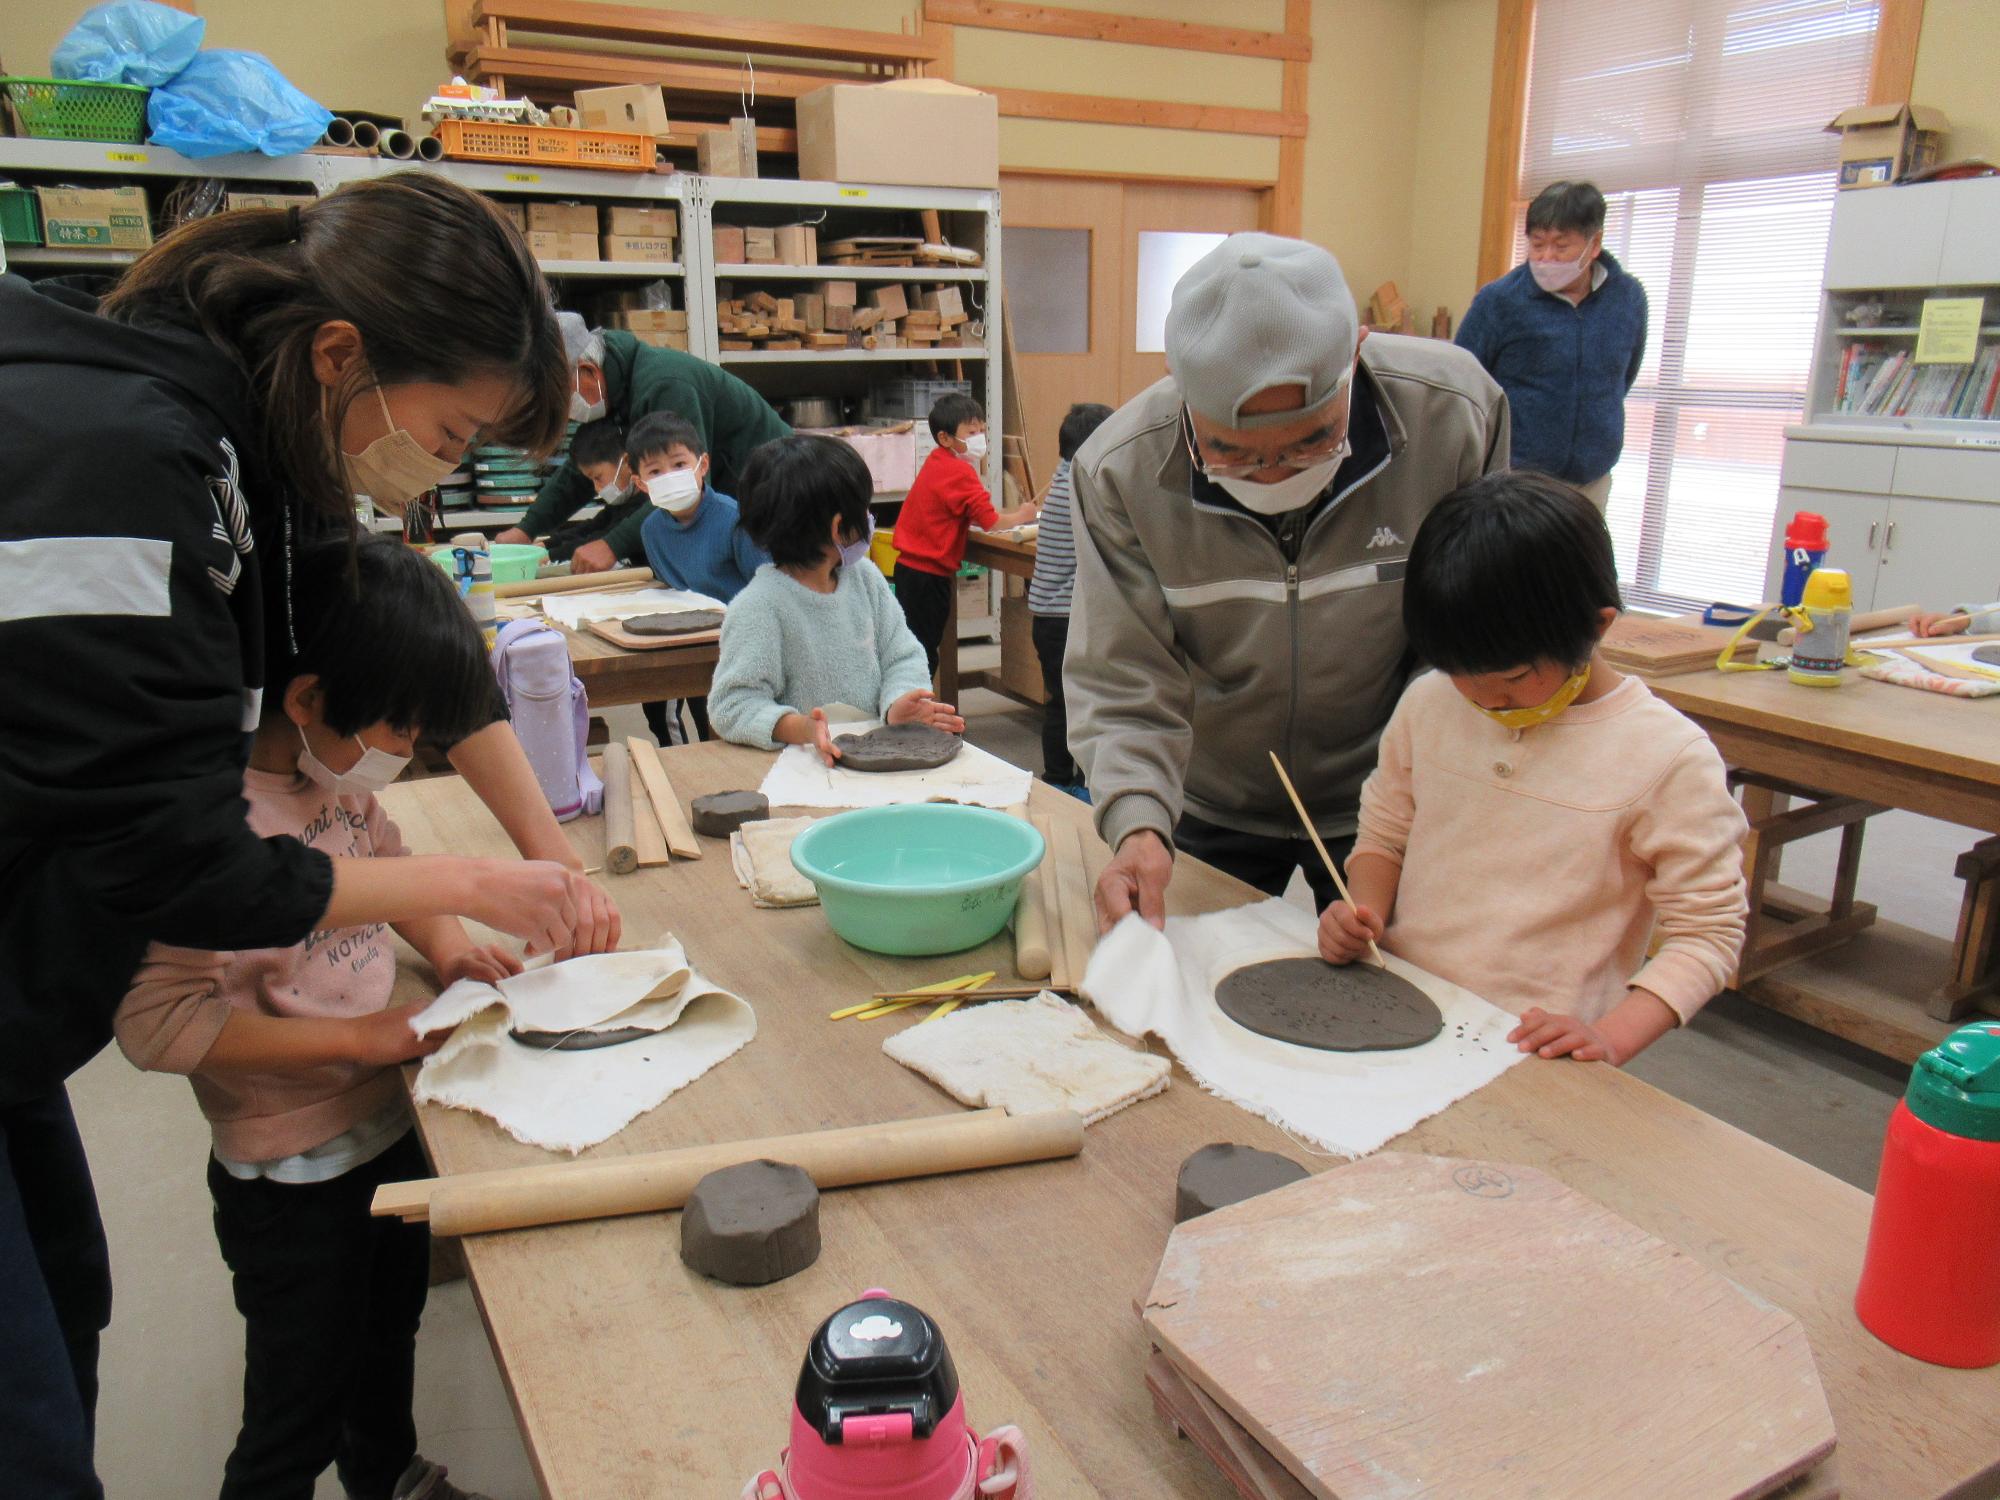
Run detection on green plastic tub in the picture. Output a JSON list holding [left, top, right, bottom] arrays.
[[430, 541, 545, 583], [790, 804, 1046, 957]]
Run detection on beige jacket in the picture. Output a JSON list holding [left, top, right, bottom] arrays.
[[1067, 334, 1509, 853]]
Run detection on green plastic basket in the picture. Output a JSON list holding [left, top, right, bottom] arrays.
[[1, 77, 149, 144], [0, 185, 38, 246]]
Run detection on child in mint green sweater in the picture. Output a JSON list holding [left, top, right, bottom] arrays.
[[710, 435, 962, 764]]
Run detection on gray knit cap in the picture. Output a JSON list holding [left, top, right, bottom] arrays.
[[1165, 232, 1358, 429]]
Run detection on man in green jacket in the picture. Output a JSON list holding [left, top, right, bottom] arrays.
[[497, 313, 791, 573]]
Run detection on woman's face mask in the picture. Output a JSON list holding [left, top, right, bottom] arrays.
[[340, 386, 460, 513]]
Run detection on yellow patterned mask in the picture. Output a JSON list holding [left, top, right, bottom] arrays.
[[1476, 662, 1591, 731]]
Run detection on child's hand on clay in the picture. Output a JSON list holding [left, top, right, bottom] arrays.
[[1317, 900, 1385, 965], [886, 690, 966, 735], [810, 707, 842, 767], [437, 943, 525, 989], [346, 1002, 448, 1067], [1508, 1007, 1617, 1063], [1912, 609, 1970, 638]]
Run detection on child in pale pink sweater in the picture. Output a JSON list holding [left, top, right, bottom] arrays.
[[1317, 472, 1747, 1066], [115, 540, 524, 1500]]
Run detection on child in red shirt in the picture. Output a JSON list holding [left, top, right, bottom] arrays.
[[891, 393, 1038, 676]]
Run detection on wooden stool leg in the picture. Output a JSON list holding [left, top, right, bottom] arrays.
[[1930, 836, 2000, 1022]]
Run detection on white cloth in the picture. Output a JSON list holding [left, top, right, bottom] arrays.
[[539, 586, 726, 630], [408, 938, 755, 1153], [1082, 899, 1524, 1158], [882, 992, 1169, 1124], [758, 718, 1033, 810], [730, 816, 822, 907]]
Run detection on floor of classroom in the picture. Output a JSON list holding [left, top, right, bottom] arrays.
[[73, 643, 1951, 1499]]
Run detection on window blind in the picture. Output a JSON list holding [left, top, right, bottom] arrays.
[[1512, 0, 1878, 610]]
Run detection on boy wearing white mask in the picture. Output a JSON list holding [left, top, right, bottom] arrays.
[[541, 418, 639, 564], [113, 539, 535, 1500], [891, 393, 1040, 677]]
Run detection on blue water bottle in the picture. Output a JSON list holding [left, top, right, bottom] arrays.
[[1780, 511, 1829, 608]]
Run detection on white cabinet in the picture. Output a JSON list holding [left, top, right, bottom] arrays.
[[1824, 181, 1952, 290], [1876, 495, 2000, 611], [1940, 181, 2000, 288]]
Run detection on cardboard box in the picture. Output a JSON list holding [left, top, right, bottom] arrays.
[[528, 200, 599, 236], [576, 84, 670, 137], [527, 230, 600, 263], [601, 233, 678, 263], [492, 201, 528, 231], [869, 284, 909, 321], [1827, 104, 1949, 188], [744, 225, 779, 263], [796, 79, 998, 190], [224, 191, 316, 213], [713, 224, 747, 263], [774, 223, 818, 266], [696, 118, 760, 179], [606, 205, 678, 238], [630, 330, 691, 352], [35, 185, 151, 249]]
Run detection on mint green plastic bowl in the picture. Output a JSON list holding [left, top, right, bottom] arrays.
[[430, 542, 546, 584], [789, 805, 1047, 956]]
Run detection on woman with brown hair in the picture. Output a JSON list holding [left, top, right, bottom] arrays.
[[0, 171, 616, 1498]]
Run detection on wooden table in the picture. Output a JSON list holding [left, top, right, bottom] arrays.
[[381, 743, 2000, 1499], [551, 618, 718, 710], [936, 530, 1039, 707], [1653, 665, 2000, 1061]]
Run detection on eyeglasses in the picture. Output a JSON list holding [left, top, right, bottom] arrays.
[[1182, 408, 1351, 480]]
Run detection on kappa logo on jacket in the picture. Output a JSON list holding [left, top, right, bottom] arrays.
[[1366, 525, 1405, 550], [205, 438, 255, 596]]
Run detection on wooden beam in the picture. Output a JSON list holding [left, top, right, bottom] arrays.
[[462, 45, 850, 99], [664, 122, 799, 154], [1867, 0, 1925, 105], [469, 0, 944, 64], [923, 0, 1308, 62], [990, 88, 1304, 138], [1004, 164, 1275, 192], [1271, 0, 1311, 238], [1475, 0, 1535, 289]]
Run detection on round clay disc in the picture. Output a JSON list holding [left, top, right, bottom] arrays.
[[691, 790, 770, 838], [832, 722, 964, 773], [1973, 644, 2000, 668], [623, 610, 725, 637], [680, 1159, 822, 1287], [509, 1024, 657, 1051], [1175, 1142, 1310, 1223], [1215, 957, 1443, 1052]]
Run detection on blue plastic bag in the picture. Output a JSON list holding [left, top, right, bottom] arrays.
[[51, 0, 204, 87], [146, 50, 333, 159]]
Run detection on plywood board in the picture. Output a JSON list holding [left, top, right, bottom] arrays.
[[1143, 1152, 1835, 1500], [584, 618, 722, 652]]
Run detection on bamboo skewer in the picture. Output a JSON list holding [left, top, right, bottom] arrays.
[[1268, 751, 1384, 967]]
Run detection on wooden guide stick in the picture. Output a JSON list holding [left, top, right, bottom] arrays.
[[371, 1108, 1084, 1237], [1269, 752, 1383, 966], [626, 737, 701, 858], [1031, 813, 1071, 993], [1009, 802, 1052, 982], [1054, 821, 1097, 992], [601, 742, 639, 876], [492, 566, 654, 599], [626, 764, 671, 868]]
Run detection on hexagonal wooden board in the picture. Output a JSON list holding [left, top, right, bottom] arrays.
[[1142, 1152, 1835, 1499]]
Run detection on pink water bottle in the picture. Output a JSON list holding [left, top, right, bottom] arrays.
[[1854, 1021, 2000, 1367]]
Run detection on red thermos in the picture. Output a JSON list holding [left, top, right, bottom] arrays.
[[1854, 1020, 2000, 1367]]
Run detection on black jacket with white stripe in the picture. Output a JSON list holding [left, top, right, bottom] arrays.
[[0, 274, 333, 1103]]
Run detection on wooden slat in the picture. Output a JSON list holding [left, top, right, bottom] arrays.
[[1271, 0, 1311, 237], [1475, 0, 1535, 288], [463, 45, 857, 100], [1867, 0, 1926, 106], [471, 0, 944, 64], [663, 122, 799, 154], [990, 87, 1305, 138], [923, 0, 1309, 61]]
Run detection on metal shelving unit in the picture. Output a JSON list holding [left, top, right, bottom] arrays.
[[712, 261, 983, 283], [717, 347, 991, 364]]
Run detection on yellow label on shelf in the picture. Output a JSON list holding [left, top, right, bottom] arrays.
[[503, 172, 541, 183], [104, 150, 147, 164], [839, 188, 868, 199], [1915, 296, 1983, 364]]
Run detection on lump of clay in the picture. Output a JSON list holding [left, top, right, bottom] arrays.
[[680, 1159, 821, 1286], [833, 722, 963, 773], [1216, 956, 1443, 1052], [1973, 644, 2000, 668], [691, 790, 770, 839], [624, 610, 725, 637], [509, 1024, 656, 1051], [1175, 1142, 1310, 1223]]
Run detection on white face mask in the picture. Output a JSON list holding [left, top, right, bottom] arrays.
[[595, 460, 631, 504], [570, 368, 607, 423], [1214, 454, 1345, 515], [297, 724, 410, 796], [961, 432, 989, 461], [1529, 253, 1589, 294], [342, 386, 459, 512], [647, 468, 702, 515], [837, 515, 875, 569]]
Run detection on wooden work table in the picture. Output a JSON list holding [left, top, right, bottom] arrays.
[[381, 743, 2000, 1499], [936, 529, 1040, 707]]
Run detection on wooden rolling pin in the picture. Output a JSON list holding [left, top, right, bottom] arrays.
[[1009, 803, 1051, 981], [1777, 602, 1915, 646], [602, 742, 639, 875], [493, 566, 653, 600], [372, 1108, 1084, 1236]]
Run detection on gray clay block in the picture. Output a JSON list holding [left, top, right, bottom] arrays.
[[1175, 1142, 1310, 1223], [691, 790, 770, 838], [1973, 644, 2000, 668], [833, 722, 964, 772], [680, 1159, 821, 1286], [624, 610, 725, 637]]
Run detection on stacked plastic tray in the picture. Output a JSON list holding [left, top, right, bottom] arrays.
[[471, 421, 577, 509]]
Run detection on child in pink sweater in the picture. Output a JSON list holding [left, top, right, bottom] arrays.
[[115, 540, 526, 1500], [1317, 472, 1747, 1065]]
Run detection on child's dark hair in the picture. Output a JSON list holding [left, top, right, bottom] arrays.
[[284, 538, 499, 746], [736, 434, 871, 569], [1058, 402, 1114, 461], [570, 417, 626, 471], [627, 410, 707, 467], [1403, 471, 1622, 675], [928, 392, 984, 443]]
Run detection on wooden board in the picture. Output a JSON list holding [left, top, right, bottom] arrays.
[[584, 617, 723, 652], [1148, 1350, 1312, 1500], [1601, 613, 1759, 676], [1143, 1152, 1836, 1500], [625, 736, 700, 858]]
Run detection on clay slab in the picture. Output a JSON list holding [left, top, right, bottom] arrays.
[[624, 610, 726, 637], [1215, 957, 1442, 1052], [691, 789, 770, 838], [833, 722, 964, 772], [508, 1024, 658, 1051]]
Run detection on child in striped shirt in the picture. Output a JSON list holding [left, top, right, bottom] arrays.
[[1027, 402, 1114, 796]]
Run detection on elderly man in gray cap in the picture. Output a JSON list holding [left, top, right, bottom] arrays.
[[1068, 232, 1509, 930]]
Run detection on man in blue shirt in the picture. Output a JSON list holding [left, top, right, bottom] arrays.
[[1456, 180, 1648, 509]]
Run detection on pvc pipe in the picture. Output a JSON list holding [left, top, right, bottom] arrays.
[[322, 117, 355, 148], [349, 119, 381, 151], [416, 134, 444, 162], [379, 129, 416, 160]]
